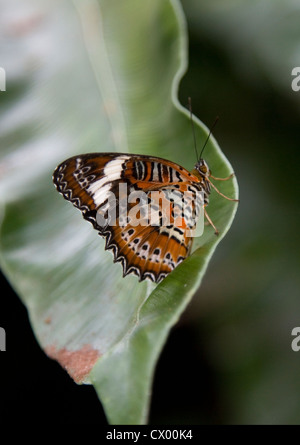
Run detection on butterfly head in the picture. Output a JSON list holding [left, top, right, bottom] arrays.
[[193, 158, 211, 179], [195, 159, 210, 176], [191, 158, 211, 194]]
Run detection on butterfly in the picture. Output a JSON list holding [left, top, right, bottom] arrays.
[[53, 150, 237, 283]]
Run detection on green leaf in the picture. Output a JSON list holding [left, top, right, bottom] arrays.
[[0, 0, 238, 424]]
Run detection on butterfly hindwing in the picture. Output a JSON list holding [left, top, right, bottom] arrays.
[[53, 153, 203, 283]]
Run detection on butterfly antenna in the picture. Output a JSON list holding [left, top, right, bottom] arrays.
[[188, 97, 199, 161], [199, 116, 219, 160]]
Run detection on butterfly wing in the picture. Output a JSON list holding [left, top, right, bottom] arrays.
[[53, 153, 203, 283]]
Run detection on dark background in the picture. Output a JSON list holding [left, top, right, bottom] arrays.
[[1, 0, 300, 425]]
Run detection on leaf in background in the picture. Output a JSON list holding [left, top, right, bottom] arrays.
[[0, 0, 238, 424]]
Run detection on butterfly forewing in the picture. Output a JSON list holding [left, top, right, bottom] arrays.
[[53, 153, 205, 283]]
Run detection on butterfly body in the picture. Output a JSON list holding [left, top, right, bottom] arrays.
[[53, 152, 214, 283]]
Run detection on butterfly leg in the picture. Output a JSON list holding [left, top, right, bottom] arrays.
[[204, 207, 219, 236], [208, 178, 239, 202], [210, 173, 235, 181]]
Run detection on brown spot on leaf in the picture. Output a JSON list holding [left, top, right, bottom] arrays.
[[8, 14, 45, 37], [46, 344, 101, 383]]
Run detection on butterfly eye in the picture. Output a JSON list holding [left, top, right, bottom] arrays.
[[200, 165, 208, 174]]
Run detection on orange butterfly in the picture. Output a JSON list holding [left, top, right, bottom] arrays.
[[53, 150, 237, 283]]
